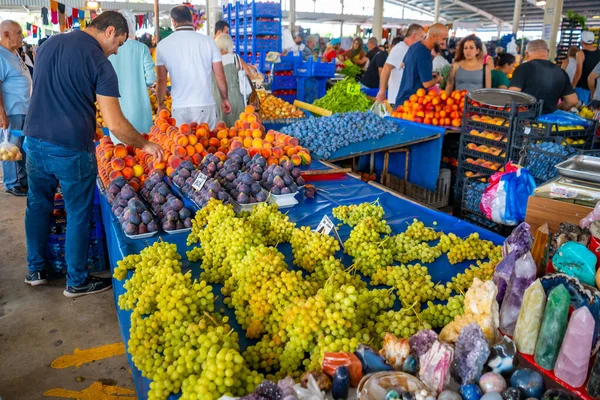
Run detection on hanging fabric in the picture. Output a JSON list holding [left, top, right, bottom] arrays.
[[58, 3, 66, 32], [72, 8, 78, 18], [67, 16, 72, 29], [50, 0, 59, 25], [90, 10, 97, 20], [33, 25, 38, 38], [41, 7, 49, 25], [78, 9, 85, 20], [26, 22, 32, 32], [137, 14, 143, 29]]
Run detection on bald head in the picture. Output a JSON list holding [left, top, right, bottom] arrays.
[[526, 39, 550, 60], [0, 20, 23, 51], [424, 23, 449, 49]]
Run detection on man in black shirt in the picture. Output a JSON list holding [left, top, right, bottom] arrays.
[[361, 36, 402, 89], [366, 37, 380, 62], [509, 40, 578, 114]]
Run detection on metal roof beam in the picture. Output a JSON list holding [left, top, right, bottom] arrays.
[[448, 0, 511, 28]]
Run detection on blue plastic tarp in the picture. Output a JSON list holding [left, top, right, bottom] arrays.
[[100, 161, 502, 399], [354, 119, 446, 191]]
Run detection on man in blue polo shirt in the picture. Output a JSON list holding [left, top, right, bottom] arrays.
[[395, 23, 448, 105], [22, 11, 163, 297], [0, 20, 31, 197]]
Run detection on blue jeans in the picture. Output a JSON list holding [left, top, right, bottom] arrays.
[[2, 114, 27, 190], [24, 137, 97, 287]]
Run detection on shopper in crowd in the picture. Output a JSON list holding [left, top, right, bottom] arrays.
[[491, 53, 516, 89], [366, 37, 380, 62], [156, 6, 230, 128], [587, 61, 600, 109], [291, 35, 305, 56], [321, 38, 343, 63], [573, 31, 600, 103], [0, 20, 30, 197], [108, 9, 156, 137], [22, 11, 163, 295], [376, 24, 425, 106], [360, 37, 401, 89], [561, 46, 579, 87], [509, 39, 578, 115], [302, 35, 316, 61], [395, 23, 448, 105], [432, 43, 450, 73], [342, 38, 369, 69], [214, 20, 230, 39], [495, 47, 504, 56], [23, 44, 34, 76], [446, 35, 491, 94], [212, 34, 245, 127]]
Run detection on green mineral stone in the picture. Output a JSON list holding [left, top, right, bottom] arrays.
[[533, 284, 570, 370]]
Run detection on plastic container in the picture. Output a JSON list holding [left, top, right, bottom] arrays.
[[296, 77, 327, 103], [295, 58, 335, 78], [404, 168, 451, 209], [273, 54, 300, 72], [125, 231, 158, 240], [263, 189, 298, 208], [271, 75, 297, 90], [245, 0, 282, 18], [231, 199, 267, 214], [164, 227, 192, 235], [249, 37, 282, 53], [247, 19, 281, 35]]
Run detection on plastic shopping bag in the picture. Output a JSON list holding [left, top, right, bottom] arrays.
[[480, 163, 536, 226], [370, 102, 390, 118], [0, 129, 22, 161], [581, 201, 600, 229], [537, 110, 592, 127]]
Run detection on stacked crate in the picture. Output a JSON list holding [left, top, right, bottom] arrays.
[[227, 0, 282, 72], [455, 95, 542, 234], [270, 54, 300, 103], [47, 187, 107, 277], [295, 58, 335, 103]]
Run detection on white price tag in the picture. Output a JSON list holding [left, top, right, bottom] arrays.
[[314, 215, 344, 249], [315, 215, 335, 235], [192, 172, 208, 191], [524, 127, 531, 135]]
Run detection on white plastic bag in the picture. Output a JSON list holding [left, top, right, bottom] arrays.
[[0, 129, 22, 161], [370, 102, 390, 118], [581, 201, 600, 229]]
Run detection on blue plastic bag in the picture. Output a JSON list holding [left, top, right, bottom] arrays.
[[480, 164, 536, 226], [503, 169, 536, 224], [537, 110, 592, 127]]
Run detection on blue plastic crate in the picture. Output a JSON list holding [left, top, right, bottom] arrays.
[[249, 37, 282, 52], [245, 0, 282, 18], [273, 54, 299, 72], [247, 19, 281, 35], [361, 87, 380, 97], [296, 77, 327, 103], [271, 75, 296, 90], [295, 58, 335, 78], [223, 3, 232, 19]]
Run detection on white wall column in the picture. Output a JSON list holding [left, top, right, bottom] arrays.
[[289, 0, 296, 36], [434, 0, 441, 23], [373, 0, 384, 41], [207, 0, 221, 37], [542, 0, 563, 60], [512, 0, 522, 34]]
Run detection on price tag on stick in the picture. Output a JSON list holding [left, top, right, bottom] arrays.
[[346, 83, 361, 96], [314, 215, 344, 249], [192, 172, 208, 191]]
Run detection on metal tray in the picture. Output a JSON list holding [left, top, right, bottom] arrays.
[[469, 88, 537, 107], [555, 155, 600, 184]]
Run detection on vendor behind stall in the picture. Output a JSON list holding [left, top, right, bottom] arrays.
[[509, 39, 578, 115], [342, 38, 369, 69], [322, 38, 343, 63]]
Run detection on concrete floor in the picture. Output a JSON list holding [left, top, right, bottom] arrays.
[[0, 175, 134, 400]]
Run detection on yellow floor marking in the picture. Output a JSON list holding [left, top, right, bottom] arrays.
[[44, 381, 136, 399], [51, 342, 126, 369]]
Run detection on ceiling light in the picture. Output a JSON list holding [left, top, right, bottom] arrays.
[[593, 15, 600, 19], [85, 1, 100, 10], [535, 0, 546, 5]]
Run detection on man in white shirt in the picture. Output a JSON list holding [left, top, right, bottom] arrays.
[[290, 35, 305, 56], [376, 24, 425, 106], [156, 5, 231, 129]]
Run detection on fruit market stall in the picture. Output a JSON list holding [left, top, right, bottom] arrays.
[[99, 159, 507, 399]]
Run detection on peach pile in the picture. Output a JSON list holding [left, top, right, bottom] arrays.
[[466, 143, 506, 157], [468, 129, 508, 142], [392, 89, 466, 127], [471, 114, 508, 127], [464, 158, 503, 173], [96, 137, 147, 191]]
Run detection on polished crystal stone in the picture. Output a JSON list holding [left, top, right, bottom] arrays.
[[533, 284, 570, 370], [513, 279, 546, 355]]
